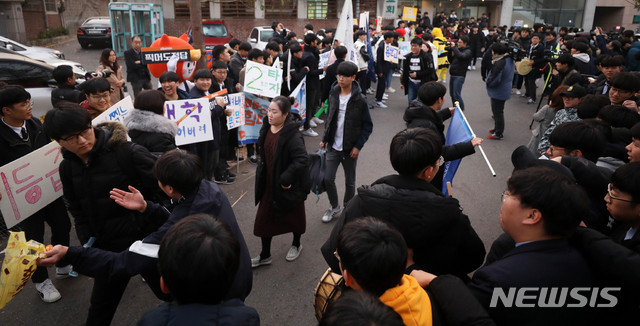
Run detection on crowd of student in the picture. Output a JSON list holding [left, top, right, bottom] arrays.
[[1, 11, 640, 326]]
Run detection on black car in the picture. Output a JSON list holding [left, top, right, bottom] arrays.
[[77, 17, 112, 49]]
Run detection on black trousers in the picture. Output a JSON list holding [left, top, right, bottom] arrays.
[[86, 276, 131, 326], [525, 73, 538, 101], [11, 198, 71, 283], [356, 69, 370, 93], [304, 87, 319, 129], [375, 69, 389, 101]]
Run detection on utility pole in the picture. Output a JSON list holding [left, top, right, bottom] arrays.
[[189, 0, 207, 70]]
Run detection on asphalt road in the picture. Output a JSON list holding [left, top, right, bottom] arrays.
[[1, 38, 543, 325]]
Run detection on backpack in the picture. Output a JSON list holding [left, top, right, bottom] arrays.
[[307, 149, 327, 200]]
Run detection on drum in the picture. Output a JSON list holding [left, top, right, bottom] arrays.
[[313, 268, 345, 321], [516, 57, 533, 76]]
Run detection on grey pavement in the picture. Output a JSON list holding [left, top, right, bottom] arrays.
[[1, 41, 544, 325]]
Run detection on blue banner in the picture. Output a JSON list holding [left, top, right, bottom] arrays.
[[238, 92, 269, 145], [364, 18, 377, 83], [442, 107, 473, 196]]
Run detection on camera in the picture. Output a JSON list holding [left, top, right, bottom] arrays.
[[498, 38, 525, 61], [85, 69, 112, 80]]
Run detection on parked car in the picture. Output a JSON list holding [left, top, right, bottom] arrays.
[[189, 20, 233, 50], [248, 26, 275, 50], [0, 35, 65, 61], [0, 53, 85, 118], [0, 47, 87, 77], [77, 17, 112, 49]]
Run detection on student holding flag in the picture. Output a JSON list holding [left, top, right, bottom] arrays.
[[404, 81, 483, 191]]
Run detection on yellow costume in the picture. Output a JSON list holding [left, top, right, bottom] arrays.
[[432, 27, 450, 82]]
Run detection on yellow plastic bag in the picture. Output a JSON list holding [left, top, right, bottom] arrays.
[[0, 231, 45, 309]]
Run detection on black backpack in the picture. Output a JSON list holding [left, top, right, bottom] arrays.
[[307, 149, 327, 199]]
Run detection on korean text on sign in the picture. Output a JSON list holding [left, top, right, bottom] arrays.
[[92, 96, 134, 125], [164, 98, 214, 146], [244, 60, 282, 98], [226, 93, 246, 130], [382, 0, 397, 19], [238, 92, 270, 145], [384, 44, 400, 64], [0, 143, 64, 229]]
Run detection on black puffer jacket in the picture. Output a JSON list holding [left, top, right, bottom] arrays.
[[448, 46, 473, 77], [124, 108, 177, 154], [137, 300, 259, 326], [255, 114, 310, 214], [322, 81, 373, 152], [322, 175, 486, 280], [59, 122, 162, 251]]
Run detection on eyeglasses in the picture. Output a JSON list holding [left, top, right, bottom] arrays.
[[609, 87, 632, 95], [607, 183, 633, 203], [89, 92, 110, 100], [59, 128, 92, 144]]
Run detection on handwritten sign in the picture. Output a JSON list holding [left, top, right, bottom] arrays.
[[244, 60, 282, 98], [319, 50, 332, 69], [291, 77, 306, 121], [92, 96, 134, 125], [238, 92, 269, 145], [376, 16, 382, 33], [164, 98, 213, 146], [398, 41, 411, 56], [384, 43, 399, 63], [0, 143, 63, 229], [382, 0, 397, 19], [226, 93, 246, 130], [402, 7, 418, 21]]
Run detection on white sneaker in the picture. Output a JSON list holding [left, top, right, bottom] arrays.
[[366, 88, 374, 94], [467, 65, 471, 70], [321, 206, 342, 223], [35, 279, 61, 303], [472, 65, 476, 70], [386, 87, 396, 93], [312, 117, 324, 125], [516, 90, 521, 95], [286, 245, 302, 261], [382, 94, 389, 99], [251, 255, 272, 268], [310, 120, 318, 128], [302, 128, 319, 137], [376, 101, 388, 108], [299, 126, 304, 131], [55, 264, 77, 279]]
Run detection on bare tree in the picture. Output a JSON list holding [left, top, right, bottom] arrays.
[[189, 0, 207, 70]]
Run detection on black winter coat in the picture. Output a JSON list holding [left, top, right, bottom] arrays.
[[302, 46, 323, 88], [255, 115, 310, 214], [0, 117, 50, 166], [322, 82, 373, 152], [59, 122, 162, 251], [124, 47, 151, 83], [321, 175, 486, 280], [449, 46, 473, 77], [137, 300, 259, 326], [124, 109, 177, 154], [401, 50, 437, 94]]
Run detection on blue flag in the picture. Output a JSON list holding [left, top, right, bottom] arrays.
[[364, 18, 377, 83], [442, 107, 474, 196]]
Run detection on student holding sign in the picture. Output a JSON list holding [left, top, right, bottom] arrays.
[[375, 32, 395, 108], [44, 104, 162, 326], [0, 86, 73, 303], [210, 61, 238, 184]]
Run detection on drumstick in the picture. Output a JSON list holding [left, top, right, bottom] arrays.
[[446, 181, 453, 198]]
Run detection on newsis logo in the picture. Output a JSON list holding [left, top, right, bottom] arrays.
[[490, 287, 621, 308]]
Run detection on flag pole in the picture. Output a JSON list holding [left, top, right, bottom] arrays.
[[454, 101, 496, 177]]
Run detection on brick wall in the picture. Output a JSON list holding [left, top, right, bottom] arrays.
[[22, 10, 63, 40]]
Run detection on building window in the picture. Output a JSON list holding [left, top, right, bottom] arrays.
[[265, 0, 297, 19], [221, 0, 255, 18], [308, 0, 337, 19], [512, 0, 585, 29], [174, 0, 211, 18], [22, 0, 41, 11], [44, 0, 57, 13]]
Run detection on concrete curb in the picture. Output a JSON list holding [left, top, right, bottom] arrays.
[[28, 35, 77, 48]]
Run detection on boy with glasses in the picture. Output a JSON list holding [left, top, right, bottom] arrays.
[[43, 104, 161, 326], [0, 86, 73, 303], [79, 77, 112, 119]]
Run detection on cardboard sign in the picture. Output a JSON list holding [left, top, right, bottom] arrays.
[[141, 46, 193, 64], [382, 0, 397, 19], [0, 143, 63, 229], [291, 77, 306, 121], [384, 43, 399, 63], [244, 60, 282, 98], [319, 51, 332, 69], [402, 7, 418, 21], [226, 93, 246, 130], [376, 16, 383, 33], [398, 41, 411, 56], [92, 96, 134, 125], [164, 98, 213, 146], [238, 92, 269, 145]]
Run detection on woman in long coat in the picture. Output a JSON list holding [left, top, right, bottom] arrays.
[[96, 48, 125, 105], [252, 96, 309, 268]]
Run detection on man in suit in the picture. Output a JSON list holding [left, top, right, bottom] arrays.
[[468, 166, 599, 326], [124, 35, 152, 97]]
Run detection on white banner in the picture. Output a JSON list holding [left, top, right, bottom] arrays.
[[0, 142, 63, 229], [244, 60, 282, 98], [226, 93, 246, 130], [92, 96, 134, 125], [335, 0, 357, 64], [164, 98, 213, 146]]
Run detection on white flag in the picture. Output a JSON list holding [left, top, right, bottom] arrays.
[[335, 0, 357, 64]]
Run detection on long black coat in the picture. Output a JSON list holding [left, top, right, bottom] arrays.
[[0, 117, 49, 166], [255, 115, 309, 214]]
